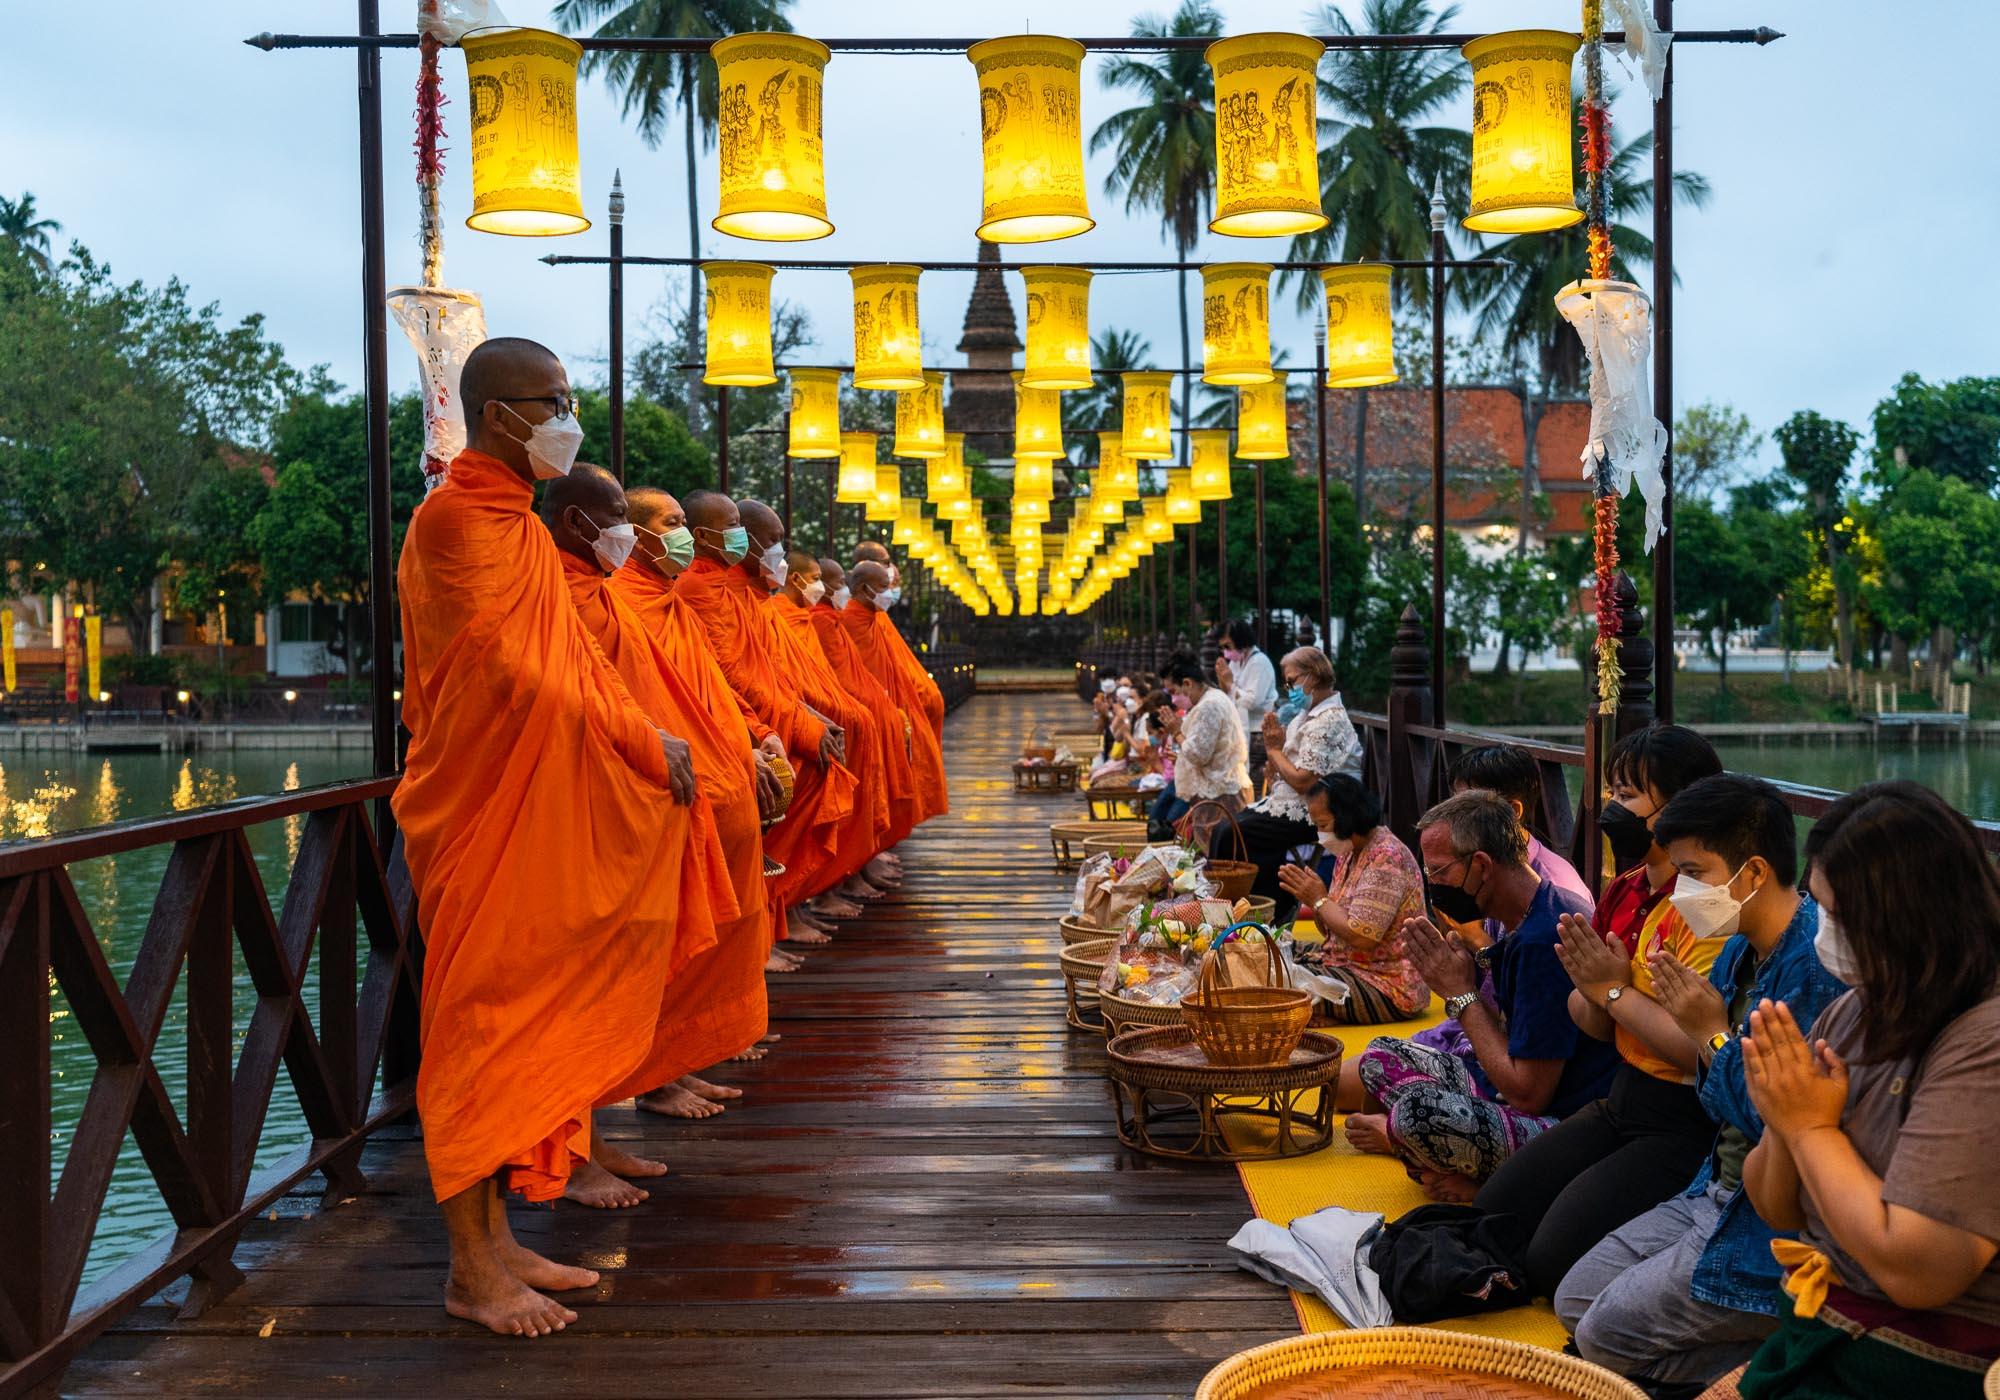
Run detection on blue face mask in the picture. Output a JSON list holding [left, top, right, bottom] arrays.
[[700, 524, 751, 565]]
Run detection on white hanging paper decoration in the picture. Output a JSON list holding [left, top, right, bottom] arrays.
[[388, 286, 489, 489], [417, 0, 512, 45], [1556, 278, 1667, 551], [1605, 0, 1673, 101]]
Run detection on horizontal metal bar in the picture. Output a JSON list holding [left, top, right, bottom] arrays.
[[674, 362, 1328, 377], [247, 28, 1784, 54], [546, 254, 1508, 273]]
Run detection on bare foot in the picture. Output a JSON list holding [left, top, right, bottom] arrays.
[[1417, 1170, 1480, 1203], [444, 1271, 575, 1337], [594, 1140, 669, 1180], [682, 1073, 743, 1102], [1343, 1112, 1395, 1156], [766, 952, 801, 973], [496, 1237, 599, 1294], [840, 876, 885, 900], [813, 895, 863, 918], [864, 856, 902, 887], [729, 1043, 770, 1062], [563, 1157, 649, 1210], [789, 926, 832, 945], [637, 1084, 724, 1119]]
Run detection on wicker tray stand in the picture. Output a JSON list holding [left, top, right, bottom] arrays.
[[1195, 1327, 1647, 1400], [1083, 786, 1158, 821], [1105, 1025, 1342, 1162], [1057, 937, 1114, 1031], [1048, 818, 1147, 871], [1013, 760, 1080, 793]]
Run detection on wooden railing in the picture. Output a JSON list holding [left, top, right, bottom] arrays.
[[921, 644, 977, 713], [0, 779, 421, 1399]]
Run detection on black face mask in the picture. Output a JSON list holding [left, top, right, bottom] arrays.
[[1599, 801, 1655, 870], [1427, 870, 1484, 925]]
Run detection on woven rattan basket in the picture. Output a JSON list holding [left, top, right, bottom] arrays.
[[1098, 985, 1187, 1036], [1081, 834, 1172, 865], [1985, 1358, 1999, 1400], [1196, 1327, 1647, 1400], [1058, 914, 1123, 947], [1180, 932, 1312, 1068], [1188, 800, 1259, 901]]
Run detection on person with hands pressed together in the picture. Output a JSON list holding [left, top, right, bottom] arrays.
[[1346, 792, 1614, 1200], [1732, 782, 2000, 1399]]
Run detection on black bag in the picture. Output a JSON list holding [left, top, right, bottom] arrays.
[[1364, 1204, 1533, 1322]]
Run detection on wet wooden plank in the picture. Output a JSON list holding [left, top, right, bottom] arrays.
[[69, 695, 1288, 1396]]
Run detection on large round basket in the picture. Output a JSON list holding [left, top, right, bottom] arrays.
[[1098, 985, 1187, 1037], [1986, 1358, 1999, 1400], [1051, 818, 1145, 870], [1188, 800, 1259, 902], [1180, 938, 1313, 1069], [1058, 914, 1123, 947], [1057, 937, 1114, 1031], [1195, 1327, 1647, 1400], [1238, 895, 1276, 925], [1081, 834, 1172, 865]]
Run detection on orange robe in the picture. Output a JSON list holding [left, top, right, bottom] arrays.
[[842, 600, 949, 823], [765, 594, 889, 896], [674, 560, 858, 915], [872, 608, 947, 747], [560, 549, 764, 1100], [811, 599, 920, 849], [395, 449, 690, 1204], [608, 558, 776, 1071]]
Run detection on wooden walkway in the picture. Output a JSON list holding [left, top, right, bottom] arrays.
[[64, 693, 1295, 1398]]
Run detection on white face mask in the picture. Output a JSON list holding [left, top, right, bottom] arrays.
[[872, 586, 901, 611], [759, 542, 789, 587], [586, 520, 636, 571], [1317, 830, 1343, 853], [800, 579, 827, 606], [503, 402, 583, 480], [1669, 864, 1752, 940], [1099, 679, 1117, 695], [831, 586, 851, 610], [1813, 909, 1862, 985]]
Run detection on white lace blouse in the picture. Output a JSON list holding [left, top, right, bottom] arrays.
[[1251, 692, 1363, 821]]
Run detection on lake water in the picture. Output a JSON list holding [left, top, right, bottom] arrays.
[[21, 739, 1997, 1289]]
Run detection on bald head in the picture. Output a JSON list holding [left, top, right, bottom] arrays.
[[541, 463, 628, 573], [461, 337, 570, 482], [625, 487, 688, 577], [778, 550, 822, 609], [683, 490, 742, 565], [851, 559, 891, 607], [818, 558, 847, 593], [854, 540, 891, 567]]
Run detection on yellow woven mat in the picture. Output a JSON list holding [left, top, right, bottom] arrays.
[[1223, 943, 1568, 1350]]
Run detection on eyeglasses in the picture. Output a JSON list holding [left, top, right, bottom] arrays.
[[1422, 854, 1469, 883], [498, 393, 578, 422]]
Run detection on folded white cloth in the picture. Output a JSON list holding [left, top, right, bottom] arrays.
[[1228, 1205, 1394, 1329]]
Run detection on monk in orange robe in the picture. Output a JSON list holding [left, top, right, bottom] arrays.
[[672, 491, 858, 957], [609, 486, 788, 1105], [758, 539, 895, 925], [542, 465, 761, 1207], [813, 557, 920, 860], [843, 558, 949, 826], [854, 541, 947, 748], [394, 337, 700, 1337]]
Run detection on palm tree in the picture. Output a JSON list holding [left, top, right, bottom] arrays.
[[1070, 327, 1154, 448], [1090, 1, 1222, 462], [552, 0, 795, 430], [0, 192, 61, 273]]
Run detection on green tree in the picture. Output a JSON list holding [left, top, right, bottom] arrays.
[[1673, 400, 1760, 501], [1090, 0, 1222, 448], [173, 460, 270, 646], [1868, 373, 2000, 492], [553, 0, 797, 431], [0, 191, 60, 274], [1773, 410, 1861, 668], [1069, 327, 1154, 450], [1476, 549, 1577, 682], [576, 388, 712, 500], [1863, 471, 2000, 696]]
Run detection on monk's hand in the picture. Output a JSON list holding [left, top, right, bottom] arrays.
[[751, 751, 783, 820], [819, 725, 846, 766], [758, 733, 787, 761], [657, 730, 696, 806]]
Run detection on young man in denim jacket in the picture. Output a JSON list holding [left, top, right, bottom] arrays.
[[1554, 775, 1846, 1396]]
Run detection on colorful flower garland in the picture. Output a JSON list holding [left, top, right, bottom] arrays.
[[415, 33, 447, 289], [1582, 0, 1622, 708]]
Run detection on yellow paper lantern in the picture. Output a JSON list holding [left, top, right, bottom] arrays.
[[1164, 470, 1202, 524], [867, 463, 903, 521], [935, 494, 975, 522], [1236, 378, 1290, 459], [1013, 456, 1054, 500], [1321, 264, 1399, 388], [893, 501, 924, 546], [1140, 499, 1173, 543], [787, 367, 842, 457], [926, 433, 969, 499], [1090, 494, 1126, 525], [1461, 30, 1584, 234], [1121, 371, 1174, 461], [966, 36, 1094, 243], [851, 264, 924, 390], [462, 28, 588, 236], [701, 262, 776, 385], [1096, 432, 1139, 499], [1201, 263, 1274, 385], [1011, 371, 1065, 460], [1012, 496, 1052, 527], [1205, 33, 1327, 237], [711, 33, 833, 241], [837, 431, 879, 502], [895, 370, 947, 459], [1189, 429, 1232, 501], [1021, 267, 1094, 389]]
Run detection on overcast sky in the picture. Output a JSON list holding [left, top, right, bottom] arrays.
[[7, 1, 1996, 479]]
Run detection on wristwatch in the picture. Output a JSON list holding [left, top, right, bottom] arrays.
[[1707, 1030, 1732, 1054], [1604, 985, 1627, 1009], [1443, 990, 1480, 1020]]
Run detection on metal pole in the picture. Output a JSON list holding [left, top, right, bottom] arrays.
[[1187, 522, 1197, 635], [1255, 460, 1268, 650], [357, 0, 395, 782], [1217, 501, 1229, 625], [1315, 322, 1330, 649], [1652, 0, 1676, 722], [1429, 175, 1448, 730], [716, 385, 730, 493], [1165, 532, 1176, 638], [826, 460, 836, 560], [608, 171, 625, 482], [782, 425, 793, 538]]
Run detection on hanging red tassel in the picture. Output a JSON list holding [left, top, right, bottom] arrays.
[[414, 33, 447, 288]]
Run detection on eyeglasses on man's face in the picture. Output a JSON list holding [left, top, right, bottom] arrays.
[[498, 393, 578, 422]]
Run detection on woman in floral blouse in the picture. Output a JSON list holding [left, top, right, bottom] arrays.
[[1278, 775, 1431, 1024]]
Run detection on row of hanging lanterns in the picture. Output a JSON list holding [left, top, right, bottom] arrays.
[[460, 28, 1584, 245]]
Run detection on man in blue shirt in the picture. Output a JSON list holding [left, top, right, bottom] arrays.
[[1554, 774, 1844, 1393], [1348, 791, 1618, 1200]]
